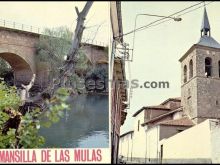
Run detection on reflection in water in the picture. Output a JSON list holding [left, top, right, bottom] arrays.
[[39, 94, 109, 148], [78, 131, 108, 148]]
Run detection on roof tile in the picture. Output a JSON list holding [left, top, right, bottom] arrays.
[[159, 117, 194, 127]]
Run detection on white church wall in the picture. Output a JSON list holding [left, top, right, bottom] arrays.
[[210, 119, 220, 163], [119, 132, 133, 162], [131, 111, 146, 163], [160, 119, 212, 163], [145, 126, 160, 163]]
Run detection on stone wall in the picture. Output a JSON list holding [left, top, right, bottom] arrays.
[[181, 46, 220, 123], [0, 27, 107, 88], [0, 27, 39, 85], [210, 120, 220, 163]]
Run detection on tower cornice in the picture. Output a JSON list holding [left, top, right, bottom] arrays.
[[179, 44, 220, 62]]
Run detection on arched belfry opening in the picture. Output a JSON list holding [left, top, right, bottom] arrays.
[[189, 59, 193, 79], [205, 57, 212, 77], [183, 65, 187, 83]]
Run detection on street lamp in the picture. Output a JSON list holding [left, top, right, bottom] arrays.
[[125, 13, 182, 125], [130, 13, 182, 61], [135, 14, 182, 22]]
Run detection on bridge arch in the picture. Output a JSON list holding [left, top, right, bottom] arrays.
[[0, 52, 34, 86]]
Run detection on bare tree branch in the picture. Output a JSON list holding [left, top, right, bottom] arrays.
[[21, 1, 94, 109], [91, 21, 106, 43]]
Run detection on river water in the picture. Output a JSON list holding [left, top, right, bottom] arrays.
[[39, 94, 109, 148]]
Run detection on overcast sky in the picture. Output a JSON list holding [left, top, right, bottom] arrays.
[[0, 2, 109, 45], [120, 1, 220, 134]]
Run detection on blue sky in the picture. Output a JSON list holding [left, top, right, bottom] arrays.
[[120, 1, 220, 134]]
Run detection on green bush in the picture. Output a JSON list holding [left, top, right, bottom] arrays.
[[0, 81, 70, 148]]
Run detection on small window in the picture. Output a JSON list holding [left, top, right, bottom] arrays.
[[184, 65, 187, 83], [205, 57, 212, 77], [189, 60, 193, 79]]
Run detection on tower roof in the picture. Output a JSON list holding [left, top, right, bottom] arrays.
[[179, 7, 220, 62], [201, 7, 210, 33], [197, 7, 220, 49], [197, 35, 220, 49]]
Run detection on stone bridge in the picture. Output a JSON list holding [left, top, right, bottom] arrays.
[[0, 26, 108, 88], [0, 27, 39, 86]]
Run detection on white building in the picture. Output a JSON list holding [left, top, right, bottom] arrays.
[[160, 119, 220, 163], [119, 98, 193, 163]]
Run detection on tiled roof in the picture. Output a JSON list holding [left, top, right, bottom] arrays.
[[171, 97, 181, 101], [133, 105, 170, 117], [141, 107, 182, 126], [132, 107, 145, 117], [144, 105, 170, 110], [133, 97, 181, 118], [160, 97, 181, 105], [197, 35, 220, 49], [159, 117, 194, 127], [84, 51, 108, 65], [120, 130, 134, 138]]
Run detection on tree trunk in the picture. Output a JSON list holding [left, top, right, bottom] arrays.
[[23, 1, 94, 109], [2, 1, 94, 143], [20, 74, 36, 104], [50, 1, 94, 95]]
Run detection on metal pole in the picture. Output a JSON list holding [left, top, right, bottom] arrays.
[[131, 15, 137, 62]]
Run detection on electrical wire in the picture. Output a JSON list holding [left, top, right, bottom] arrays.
[[125, 1, 214, 109], [135, 1, 214, 33], [115, 1, 214, 62], [121, 1, 208, 37]]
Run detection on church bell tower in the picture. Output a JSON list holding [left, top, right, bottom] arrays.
[[180, 7, 220, 124]]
